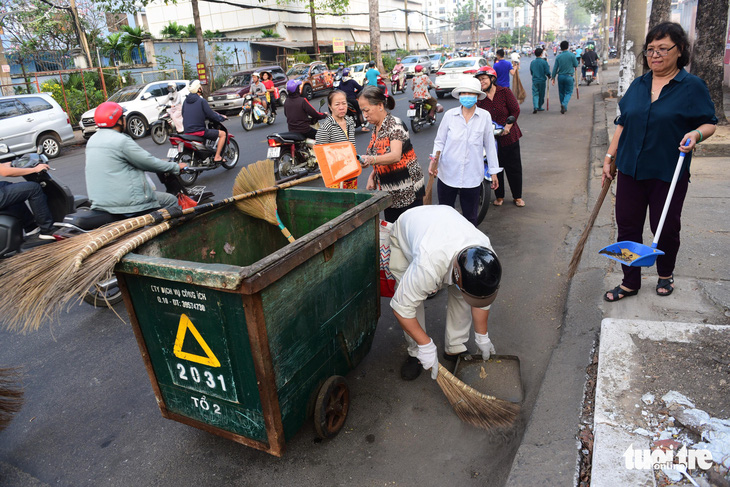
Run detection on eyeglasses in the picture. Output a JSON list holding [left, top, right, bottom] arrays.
[[643, 45, 677, 57]]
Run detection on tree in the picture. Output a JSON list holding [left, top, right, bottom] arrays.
[[160, 21, 185, 38], [120, 25, 147, 63], [578, 0, 604, 15], [451, 1, 484, 31], [648, 0, 670, 29], [544, 30, 556, 42], [368, 0, 383, 73], [564, 0, 591, 30], [691, 0, 728, 124], [102, 32, 125, 65]]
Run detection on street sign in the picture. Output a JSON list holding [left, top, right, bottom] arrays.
[[196, 62, 208, 85], [333, 38, 345, 53]]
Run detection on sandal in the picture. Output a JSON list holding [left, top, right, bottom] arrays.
[[603, 285, 638, 302], [493, 198, 504, 206], [656, 277, 674, 296], [514, 199, 526, 207]]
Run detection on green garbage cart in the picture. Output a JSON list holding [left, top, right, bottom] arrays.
[[116, 188, 391, 457]]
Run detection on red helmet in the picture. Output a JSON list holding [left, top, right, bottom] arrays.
[[475, 66, 497, 79], [94, 101, 126, 128], [414, 64, 424, 73]]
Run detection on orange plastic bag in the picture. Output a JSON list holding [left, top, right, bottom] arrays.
[[177, 193, 197, 209], [313, 141, 362, 187]]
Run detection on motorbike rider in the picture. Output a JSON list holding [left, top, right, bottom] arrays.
[[365, 60, 380, 87], [391, 57, 405, 91], [0, 157, 56, 240], [249, 72, 268, 113], [283, 79, 327, 139], [182, 79, 228, 163], [260, 71, 278, 114], [85, 101, 187, 214], [335, 62, 346, 77], [581, 44, 599, 84], [338, 68, 366, 130], [411, 65, 439, 121], [165, 81, 184, 132]]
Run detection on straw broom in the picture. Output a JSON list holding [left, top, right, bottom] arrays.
[[436, 364, 519, 430], [0, 368, 24, 432], [233, 159, 295, 243], [0, 166, 321, 333], [567, 161, 616, 278]]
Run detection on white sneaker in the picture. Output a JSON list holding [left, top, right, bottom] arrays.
[[38, 230, 57, 240], [23, 227, 40, 237]]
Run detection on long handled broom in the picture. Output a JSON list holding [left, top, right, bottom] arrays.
[[233, 159, 295, 243], [0, 368, 24, 432], [437, 363, 519, 429], [567, 161, 616, 278], [0, 164, 321, 333]]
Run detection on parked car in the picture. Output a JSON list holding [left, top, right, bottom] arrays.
[[347, 62, 369, 86], [208, 65, 288, 113], [79, 80, 189, 140], [428, 53, 443, 72], [0, 93, 75, 160], [286, 61, 334, 99], [400, 55, 433, 77], [434, 57, 488, 98]]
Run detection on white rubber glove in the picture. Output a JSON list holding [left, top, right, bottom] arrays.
[[475, 332, 496, 360], [417, 339, 439, 380]]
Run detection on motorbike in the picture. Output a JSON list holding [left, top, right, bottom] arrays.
[[333, 71, 343, 88], [390, 69, 406, 94], [609, 46, 618, 59], [407, 98, 443, 133], [150, 104, 178, 145], [347, 100, 364, 129], [167, 119, 239, 187], [240, 93, 276, 131], [584, 66, 595, 86], [266, 132, 318, 180], [474, 116, 515, 226], [377, 75, 389, 97]]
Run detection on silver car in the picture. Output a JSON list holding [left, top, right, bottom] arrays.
[[401, 55, 433, 78], [0, 93, 75, 160]]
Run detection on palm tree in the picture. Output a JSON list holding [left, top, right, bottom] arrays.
[[160, 22, 184, 39], [184, 24, 197, 38], [103, 33, 126, 66], [121, 25, 147, 63]]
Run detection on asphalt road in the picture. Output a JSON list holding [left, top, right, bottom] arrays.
[[0, 57, 601, 486]]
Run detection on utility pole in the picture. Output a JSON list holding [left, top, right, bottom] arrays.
[[69, 0, 92, 68], [618, 0, 647, 97], [405, 0, 410, 52]]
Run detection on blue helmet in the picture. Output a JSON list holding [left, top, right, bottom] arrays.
[[286, 79, 302, 93]]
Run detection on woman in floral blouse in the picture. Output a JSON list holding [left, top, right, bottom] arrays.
[[357, 86, 425, 222]]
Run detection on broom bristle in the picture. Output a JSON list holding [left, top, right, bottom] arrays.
[[233, 160, 278, 226], [0, 368, 24, 431], [436, 363, 519, 430]]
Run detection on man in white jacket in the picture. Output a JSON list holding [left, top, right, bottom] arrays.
[[388, 205, 502, 380]]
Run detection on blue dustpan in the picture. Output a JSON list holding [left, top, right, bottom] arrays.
[[599, 140, 690, 268]]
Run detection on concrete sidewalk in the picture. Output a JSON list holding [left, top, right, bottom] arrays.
[[506, 66, 730, 486]]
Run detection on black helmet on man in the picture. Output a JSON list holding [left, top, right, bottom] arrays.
[[452, 246, 501, 307], [368, 60, 375, 67]]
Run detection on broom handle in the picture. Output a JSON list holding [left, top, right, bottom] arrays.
[[567, 160, 615, 278], [652, 141, 690, 247], [437, 363, 502, 402], [74, 173, 322, 268]]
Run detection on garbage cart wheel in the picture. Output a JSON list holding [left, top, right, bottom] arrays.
[[313, 376, 349, 439]]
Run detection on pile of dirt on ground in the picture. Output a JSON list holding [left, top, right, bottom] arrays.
[[577, 342, 599, 487], [633, 328, 730, 418]]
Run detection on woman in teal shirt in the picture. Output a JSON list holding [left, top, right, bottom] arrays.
[[602, 22, 717, 302]]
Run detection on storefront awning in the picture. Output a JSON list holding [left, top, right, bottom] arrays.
[[250, 40, 303, 50]]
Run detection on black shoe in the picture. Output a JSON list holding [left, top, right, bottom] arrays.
[[442, 351, 469, 363], [532, 109, 537, 114], [400, 356, 422, 381], [560, 105, 566, 114], [24, 227, 40, 237]]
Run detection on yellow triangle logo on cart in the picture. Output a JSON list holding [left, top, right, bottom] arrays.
[[173, 314, 221, 367]]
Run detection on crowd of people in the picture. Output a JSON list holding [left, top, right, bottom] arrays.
[[4, 21, 716, 383]]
